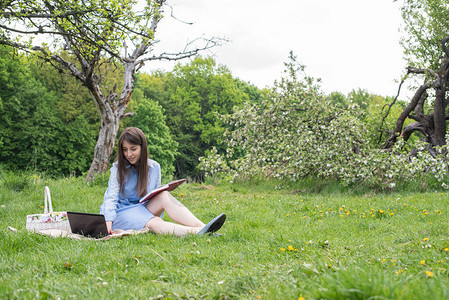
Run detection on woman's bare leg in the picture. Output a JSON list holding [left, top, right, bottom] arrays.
[[145, 191, 205, 227], [145, 217, 201, 236]]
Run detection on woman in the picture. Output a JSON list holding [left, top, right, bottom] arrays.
[[100, 127, 225, 236]]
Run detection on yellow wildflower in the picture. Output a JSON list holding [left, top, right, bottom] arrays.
[[443, 248, 449, 252], [425, 271, 434, 277], [288, 245, 295, 251], [280, 248, 286, 252], [420, 260, 426, 265], [423, 238, 429, 242]]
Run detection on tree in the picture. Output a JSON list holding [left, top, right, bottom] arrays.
[[0, 0, 222, 181], [383, 0, 449, 156], [199, 52, 368, 182]]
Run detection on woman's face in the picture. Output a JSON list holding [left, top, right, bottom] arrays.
[[122, 140, 141, 165]]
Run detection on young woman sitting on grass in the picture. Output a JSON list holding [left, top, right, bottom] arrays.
[[100, 127, 226, 236]]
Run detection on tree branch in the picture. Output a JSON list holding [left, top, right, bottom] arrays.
[[137, 37, 227, 66], [0, 10, 96, 19], [407, 66, 439, 79], [382, 81, 430, 149]]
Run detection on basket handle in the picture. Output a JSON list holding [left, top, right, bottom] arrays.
[[44, 186, 53, 215]]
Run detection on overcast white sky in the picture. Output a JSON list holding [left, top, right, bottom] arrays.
[[143, 0, 410, 98]]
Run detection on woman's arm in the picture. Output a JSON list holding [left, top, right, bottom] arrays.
[[100, 164, 120, 228]]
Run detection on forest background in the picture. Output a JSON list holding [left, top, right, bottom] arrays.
[[0, 45, 447, 191], [0, 46, 405, 184], [0, 0, 448, 192]]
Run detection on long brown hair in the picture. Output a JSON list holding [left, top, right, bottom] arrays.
[[116, 127, 149, 197]]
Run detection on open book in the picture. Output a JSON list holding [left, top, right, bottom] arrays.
[[139, 179, 186, 203]]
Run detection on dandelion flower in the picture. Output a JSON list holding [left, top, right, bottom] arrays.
[[425, 271, 434, 277], [420, 260, 426, 265], [443, 248, 449, 252], [423, 238, 429, 242], [280, 248, 286, 252], [288, 245, 295, 251]]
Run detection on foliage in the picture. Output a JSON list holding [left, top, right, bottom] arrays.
[[0, 46, 95, 175], [346, 89, 413, 146], [199, 53, 449, 190], [141, 57, 260, 180], [398, 0, 449, 70], [28, 54, 102, 128], [199, 52, 369, 182], [1, 175, 449, 299], [123, 95, 178, 181]]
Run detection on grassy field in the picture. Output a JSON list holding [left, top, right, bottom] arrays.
[[1, 172, 448, 299]]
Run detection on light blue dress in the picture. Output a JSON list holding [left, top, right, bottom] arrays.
[[100, 159, 161, 230]]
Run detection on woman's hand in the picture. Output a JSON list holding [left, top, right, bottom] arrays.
[[106, 221, 113, 234]]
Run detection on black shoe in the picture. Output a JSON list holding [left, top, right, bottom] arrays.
[[197, 213, 226, 235]]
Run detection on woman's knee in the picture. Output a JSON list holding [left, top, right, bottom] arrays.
[[145, 216, 163, 232]]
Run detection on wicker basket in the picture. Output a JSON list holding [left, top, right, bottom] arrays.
[[26, 186, 70, 233]]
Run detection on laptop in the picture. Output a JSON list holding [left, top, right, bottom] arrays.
[[67, 211, 109, 238]]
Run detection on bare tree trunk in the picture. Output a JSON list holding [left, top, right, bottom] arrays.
[[85, 62, 135, 181], [434, 87, 447, 146], [87, 119, 120, 180]]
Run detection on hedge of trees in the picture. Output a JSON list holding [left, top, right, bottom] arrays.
[[2, 44, 448, 189], [1, 0, 448, 190], [0, 48, 261, 180]]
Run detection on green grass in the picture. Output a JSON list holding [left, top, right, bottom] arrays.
[[1, 172, 449, 299]]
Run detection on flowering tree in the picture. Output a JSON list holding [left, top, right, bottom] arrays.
[[0, 0, 221, 181], [199, 52, 369, 182]]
